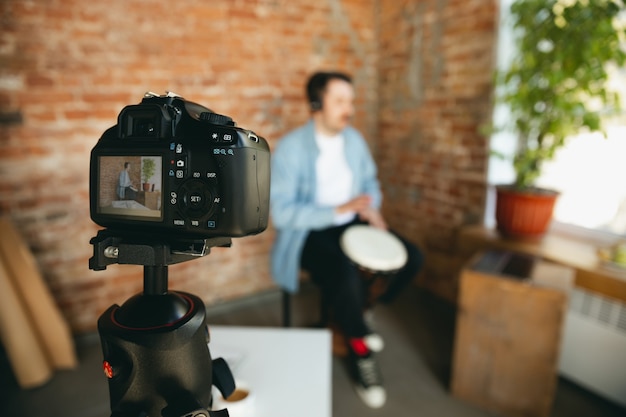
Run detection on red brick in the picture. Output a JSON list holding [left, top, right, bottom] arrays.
[[0, 0, 497, 331]]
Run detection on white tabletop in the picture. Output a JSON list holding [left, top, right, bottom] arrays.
[[207, 326, 332, 417]]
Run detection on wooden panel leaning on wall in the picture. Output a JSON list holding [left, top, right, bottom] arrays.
[[0, 217, 77, 389]]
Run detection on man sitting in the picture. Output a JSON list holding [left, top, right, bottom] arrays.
[[270, 71, 423, 408]]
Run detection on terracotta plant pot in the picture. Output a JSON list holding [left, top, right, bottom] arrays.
[[495, 185, 559, 239], [142, 183, 151, 192]]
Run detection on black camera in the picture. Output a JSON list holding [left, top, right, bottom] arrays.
[[90, 92, 270, 238]]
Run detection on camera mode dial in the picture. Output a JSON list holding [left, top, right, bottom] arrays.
[[200, 112, 235, 126]]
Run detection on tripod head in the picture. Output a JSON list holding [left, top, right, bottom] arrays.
[[90, 229, 236, 417]]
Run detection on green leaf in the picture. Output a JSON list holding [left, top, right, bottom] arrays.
[[493, 0, 626, 190]]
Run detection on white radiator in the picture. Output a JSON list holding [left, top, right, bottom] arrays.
[[558, 287, 626, 408]]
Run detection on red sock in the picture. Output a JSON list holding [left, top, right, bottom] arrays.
[[349, 337, 370, 357]]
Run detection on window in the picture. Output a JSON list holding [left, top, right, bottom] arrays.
[[537, 123, 626, 236], [486, 0, 626, 239]]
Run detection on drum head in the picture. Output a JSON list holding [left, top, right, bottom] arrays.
[[340, 225, 408, 272]]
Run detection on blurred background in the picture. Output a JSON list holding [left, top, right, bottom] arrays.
[[0, 0, 493, 333]]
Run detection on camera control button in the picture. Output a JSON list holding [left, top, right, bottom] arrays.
[[188, 193, 203, 208], [173, 219, 185, 226], [207, 221, 216, 228], [102, 360, 115, 379], [178, 180, 215, 218]]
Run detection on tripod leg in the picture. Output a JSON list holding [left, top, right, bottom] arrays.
[[282, 290, 291, 327]]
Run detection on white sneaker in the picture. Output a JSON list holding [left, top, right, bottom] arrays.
[[364, 333, 385, 353], [351, 354, 386, 408], [355, 384, 387, 409]]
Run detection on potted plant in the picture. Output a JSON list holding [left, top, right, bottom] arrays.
[[493, 0, 625, 239], [141, 158, 157, 192]]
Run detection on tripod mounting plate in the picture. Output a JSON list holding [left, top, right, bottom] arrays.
[[89, 229, 232, 270]]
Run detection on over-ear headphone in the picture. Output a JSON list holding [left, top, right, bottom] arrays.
[[306, 72, 329, 112], [306, 71, 352, 112], [309, 100, 322, 111]]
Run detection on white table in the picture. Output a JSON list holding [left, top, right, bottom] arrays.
[[208, 326, 332, 417]]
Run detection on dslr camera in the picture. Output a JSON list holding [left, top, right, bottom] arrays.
[[90, 92, 270, 238]]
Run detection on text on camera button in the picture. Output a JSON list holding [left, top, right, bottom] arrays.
[[207, 220, 216, 228], [176, 170, 184, 179], [191, 220, 200, 227], [173, 219, 185, 226], [175, 144, 183, 154], [188, 193, 203, 208]]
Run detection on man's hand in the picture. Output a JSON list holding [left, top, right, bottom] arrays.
[[336, 195, 371, 215], [336, 194, 387, 230], [358, 207, 387, 230]]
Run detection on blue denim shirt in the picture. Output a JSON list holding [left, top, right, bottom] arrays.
[[270, 120, 382, 292]]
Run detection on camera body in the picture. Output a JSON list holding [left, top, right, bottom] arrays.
[[90, 92, 270, 238]]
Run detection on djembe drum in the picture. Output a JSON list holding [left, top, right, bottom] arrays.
[[340, 225, 408, 309]]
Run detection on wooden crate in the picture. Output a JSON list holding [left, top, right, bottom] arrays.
[[451, 250, 572, 417]]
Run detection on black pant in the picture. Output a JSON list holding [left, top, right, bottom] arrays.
[[300, 219, 423, 339], [124, 186, 137, 200]]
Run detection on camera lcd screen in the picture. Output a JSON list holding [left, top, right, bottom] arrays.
[[97, 156, 163, 221]]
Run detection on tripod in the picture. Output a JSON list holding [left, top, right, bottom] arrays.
[[90, 230, 236, 417]]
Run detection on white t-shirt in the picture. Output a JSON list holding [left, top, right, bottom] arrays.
[[314, 131, 355, 225]]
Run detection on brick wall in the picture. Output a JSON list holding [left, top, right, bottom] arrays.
[[0, 0, 497, 332], [0, 0, 379, 333], [377, 0, 498, 301]]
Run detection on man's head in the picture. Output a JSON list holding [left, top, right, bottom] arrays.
[[306, 71, 355, 135]]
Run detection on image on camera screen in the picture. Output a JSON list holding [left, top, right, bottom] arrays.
[[97, 156, 163, 220]]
